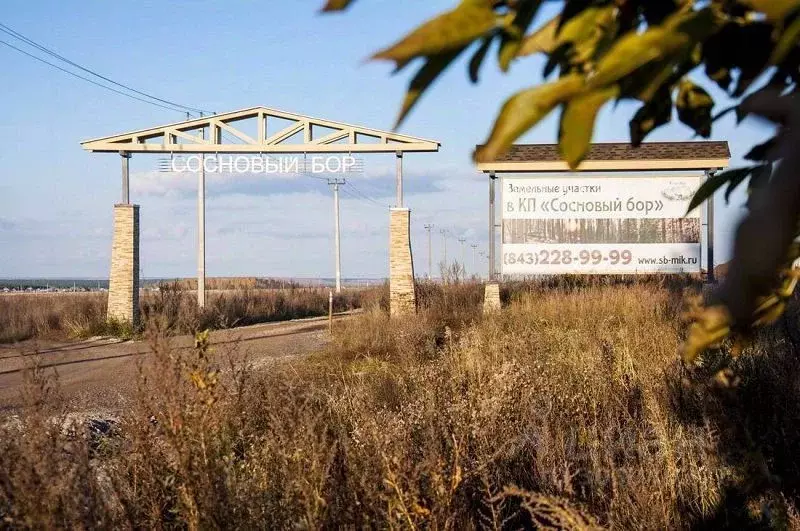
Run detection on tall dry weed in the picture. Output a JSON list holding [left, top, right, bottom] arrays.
[[1, 280, 799, 528]]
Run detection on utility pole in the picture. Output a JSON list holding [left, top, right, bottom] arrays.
[[489, 171, 497, 281], [197, 112, 206, 308], [458, 237, 467, 276], [440, 229, 448, 273], [470, 244, 478, 278], [329, 178, 346, 293], [424, 223, 434, 279]]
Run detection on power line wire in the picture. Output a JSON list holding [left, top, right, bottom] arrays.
[[346, 181, 388, 205], [0, 22, 210, 114], [347, 177, 391, 201], [0, 39, 187, 113], [339, 186, 385, 209], [345, 182, 389, 207]]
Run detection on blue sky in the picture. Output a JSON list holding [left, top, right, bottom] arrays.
[[0, 1, 774, 279]]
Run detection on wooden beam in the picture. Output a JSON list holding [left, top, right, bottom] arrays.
[[257, 111, 265, 143], [264, 121, 305, 145], [82, 142, 441, 153], [82, 106, 441, 152], [166, 128, 211, 145], [215, 120, 257, 145], [311, 130, 349, 145]]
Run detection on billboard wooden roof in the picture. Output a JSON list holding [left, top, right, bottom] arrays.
[[476, 141, 730, 172]]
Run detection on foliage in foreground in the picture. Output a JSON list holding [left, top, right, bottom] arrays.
[[2, 281, 799, 529], [322, 0, 800, 369]]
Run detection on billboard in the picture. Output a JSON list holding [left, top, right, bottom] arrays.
[[501, 175, 703, 275]]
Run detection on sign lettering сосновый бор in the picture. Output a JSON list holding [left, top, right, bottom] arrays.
[[501, 175, 703, 274]]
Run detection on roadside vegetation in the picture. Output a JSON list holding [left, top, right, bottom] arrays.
[[0, 292, 107, 344], [2, 278, 798, 528], [0, 284, 375, 344]]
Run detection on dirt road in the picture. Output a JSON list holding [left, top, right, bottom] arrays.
[[0, 314, 346, 415]]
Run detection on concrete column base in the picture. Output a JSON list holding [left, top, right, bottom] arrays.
[[483, 282, 501, 313], [107, 204, 140, 326], [389, 208, 416, 316]]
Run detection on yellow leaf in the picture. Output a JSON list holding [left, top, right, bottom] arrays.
[[590, 29, 674, 89], [753, 300, 786, 326], [518, 6, 618, 69], [320, 0, 354, 12], [681, 305, 732, 364], [589, 8, 717, 90], [475, 74, 585, 163], [372, 0, 497, 67], [559, 85, 619, 169], [518, 16, 560, 57], [771, 15, 800, 65], [498, 1, 543, 72], [560, 5, 619, 68]]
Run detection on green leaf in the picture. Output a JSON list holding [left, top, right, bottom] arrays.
[[498, 0, 543, 72], [556, 0, 593, 34], [744, 137, 778, 162], [724, 169, 752, 204], [590, 8, 718, 90], [676, 79, 714, 138], [641, 0, 680, 25], [559, 85, 619, 169], [702, 21, 773, 96], [617, 57, 682, 102], [469, 37, 493, 83], [519, 5, 618, 77], [556, 5, 619, 69], [687, 166, 757, 213], [475, 74, 585, 163], [543, 43, 572, 78], [396, 47, 468, 128], [372, 0, 497, 67], [630, 90, 673, 146]]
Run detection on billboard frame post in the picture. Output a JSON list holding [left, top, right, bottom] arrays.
[[488, 171, 497, 281], [705, 169, 716, 284]]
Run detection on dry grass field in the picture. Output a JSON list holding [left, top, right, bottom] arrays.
[[0, 285, 375, 344], [1, 279, 799, 529]]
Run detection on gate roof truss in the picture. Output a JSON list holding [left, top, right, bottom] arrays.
[[81, 106, 440, 154]]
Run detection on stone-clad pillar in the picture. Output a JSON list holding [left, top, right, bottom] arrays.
[[108, 204, 140, 326], [483, 282, 501, 313], [389, 208, 416, 316]]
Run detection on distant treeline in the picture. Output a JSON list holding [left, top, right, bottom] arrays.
[[158, 277, 303, 291], [503, 218, 701, 245], [0, 279, 108, 290], [1, 277, 386, 292]]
